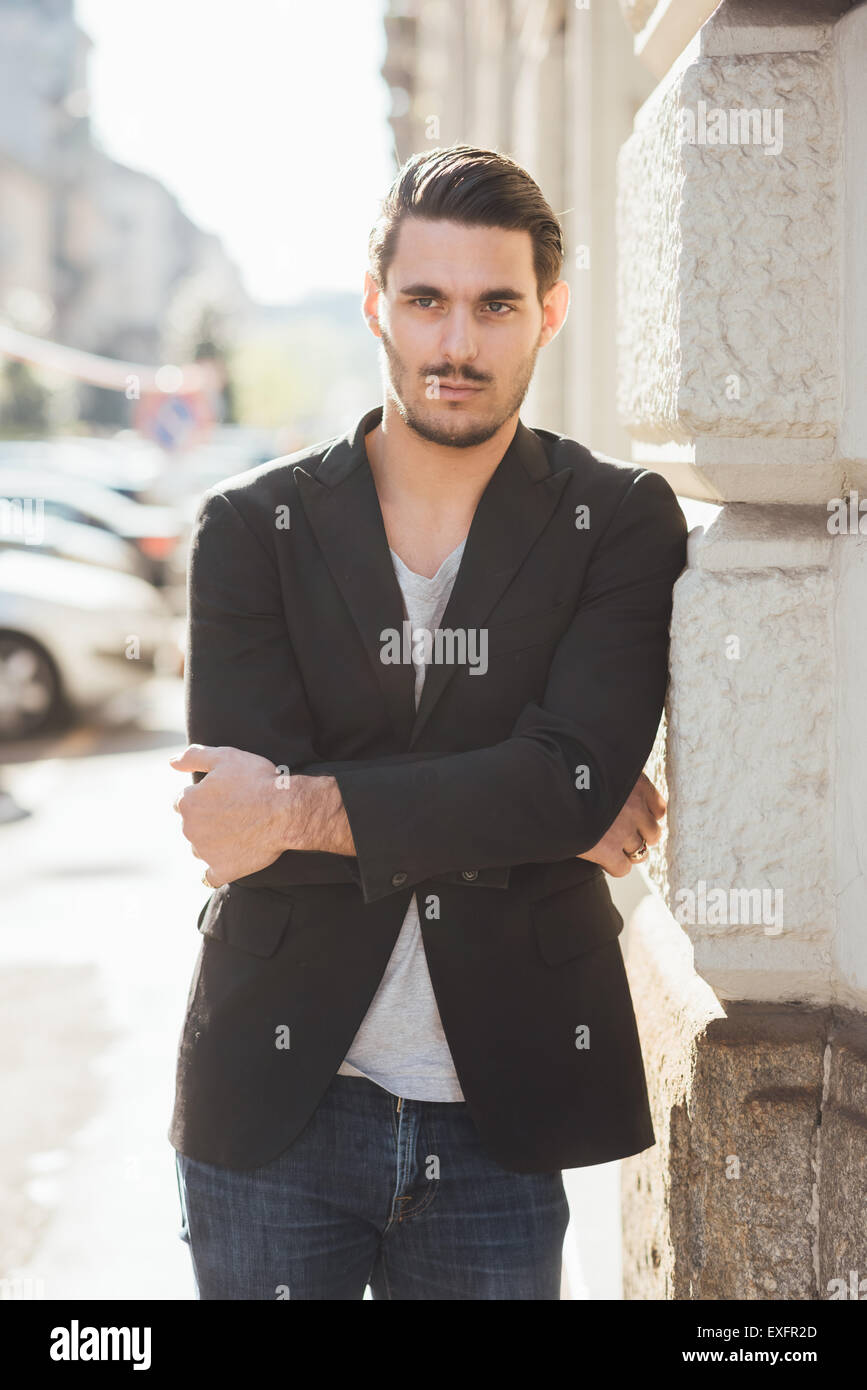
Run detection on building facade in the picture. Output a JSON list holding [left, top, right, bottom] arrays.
[[382, 0, 654, 459], [0, 0, 250, 420]]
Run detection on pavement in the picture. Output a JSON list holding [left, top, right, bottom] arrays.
[[0, 681, 201, 1299]]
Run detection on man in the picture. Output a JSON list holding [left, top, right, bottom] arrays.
[[169, 144, 688, 1301]]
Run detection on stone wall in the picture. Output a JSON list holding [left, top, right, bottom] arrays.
[[616, 0, 867, 1300]]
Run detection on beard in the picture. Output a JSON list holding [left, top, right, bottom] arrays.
[[378, 325, 540, 448]]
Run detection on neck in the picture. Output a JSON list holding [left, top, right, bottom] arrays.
[[365, 395, 519, 514]]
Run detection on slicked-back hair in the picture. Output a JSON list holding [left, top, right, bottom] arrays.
[[368, 144, 564, 307]]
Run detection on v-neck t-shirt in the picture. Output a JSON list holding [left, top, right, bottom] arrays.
[[336, 536, 467, 1100]]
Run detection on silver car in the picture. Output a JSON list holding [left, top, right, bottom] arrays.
[[0, 465, 186, 596], [0, 548, 179, 740]]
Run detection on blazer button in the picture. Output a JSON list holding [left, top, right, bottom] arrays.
[[391, 871, 408, 887], [461, 869, 479, 881]]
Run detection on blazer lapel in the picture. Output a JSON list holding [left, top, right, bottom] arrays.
[[293, 405, 571, 752], [408, 416, 570, 748], [293, 407, 417, 747]]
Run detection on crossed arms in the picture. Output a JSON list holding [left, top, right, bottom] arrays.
[[172, 469, 688, 904]]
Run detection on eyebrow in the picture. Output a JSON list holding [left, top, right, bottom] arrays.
[[397, 283, 527, 302]]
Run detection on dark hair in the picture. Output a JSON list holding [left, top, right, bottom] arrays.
[[368, 144, 564, 306]]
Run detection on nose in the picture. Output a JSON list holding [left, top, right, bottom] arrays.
[[438, 306, 478, 371]]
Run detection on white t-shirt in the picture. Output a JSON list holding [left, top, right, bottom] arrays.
[[336, 537, 467, 1100]]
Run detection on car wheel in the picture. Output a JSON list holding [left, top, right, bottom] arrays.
[[0, 632, 63, 740]]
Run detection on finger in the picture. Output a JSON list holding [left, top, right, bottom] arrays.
[[642, 779, 667, 820], [626, 806, 663, 848], [169, 744, 221, 774], [636, 810, 663, 846]]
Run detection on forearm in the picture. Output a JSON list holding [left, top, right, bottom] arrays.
[[282, 775, 356, 857], [240, 757, 511, 894]]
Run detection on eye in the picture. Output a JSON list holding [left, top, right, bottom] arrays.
[[484, 302, 514, 316], [411, 298, 437, 309]]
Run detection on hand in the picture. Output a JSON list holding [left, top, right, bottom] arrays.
[[170, 744, 292, 888], [577, 772, 666, 878]]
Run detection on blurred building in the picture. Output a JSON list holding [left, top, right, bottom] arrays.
[[0, 0, 251, 420], [380, 0, 654, 458]]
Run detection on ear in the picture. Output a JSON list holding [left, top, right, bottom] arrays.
[[362, 271, 383, 339], [538, 279, 570, 348]]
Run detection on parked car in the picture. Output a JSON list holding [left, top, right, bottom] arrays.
[[0, 465, 186, 594], [142, 426, 278, 514], [0, 510, 146, 581], [0, 437, 166, 504], [0, 548, 178, 740]]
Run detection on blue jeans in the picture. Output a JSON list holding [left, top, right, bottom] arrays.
[[175, 1073, 569, 1300]]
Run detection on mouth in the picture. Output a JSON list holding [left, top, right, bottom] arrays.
[[436, 382, 485, 400]]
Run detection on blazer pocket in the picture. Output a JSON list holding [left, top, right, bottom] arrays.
[[531, 873, 624, 966], [484, 598, 572, 656], [197, 882, 294, 958]]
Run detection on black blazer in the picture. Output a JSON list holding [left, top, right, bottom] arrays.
[[169, 404, 688, 1174]]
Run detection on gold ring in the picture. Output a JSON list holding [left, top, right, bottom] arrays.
[[623, 838, 649, 862], [201, 868, 212, 887]]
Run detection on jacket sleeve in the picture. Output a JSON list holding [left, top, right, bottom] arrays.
[[327, 469, 688, 904], [183, 488, 360, 888]]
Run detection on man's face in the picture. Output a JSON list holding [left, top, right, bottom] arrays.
[[367, 217, 564, 449]]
